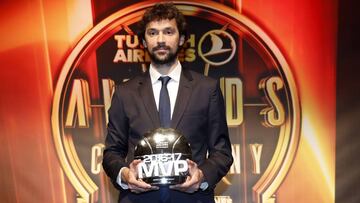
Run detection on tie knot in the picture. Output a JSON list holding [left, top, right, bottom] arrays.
[[159, 76, 171, 86]]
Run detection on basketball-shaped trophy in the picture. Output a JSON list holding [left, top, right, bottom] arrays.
[[134, 128, 192, 185]]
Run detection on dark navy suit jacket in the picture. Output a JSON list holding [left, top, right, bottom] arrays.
[[102, 68, 233, 203]]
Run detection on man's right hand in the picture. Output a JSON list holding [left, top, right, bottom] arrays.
[[121, 159, 158, 193]]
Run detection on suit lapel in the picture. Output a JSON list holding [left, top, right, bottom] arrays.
[[171, 69, 193, 129], [138, 73, 160, 128]]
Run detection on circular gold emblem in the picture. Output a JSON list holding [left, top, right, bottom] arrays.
[[198, 29, 236, 66]]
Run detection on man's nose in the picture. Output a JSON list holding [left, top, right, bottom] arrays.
[[157, 32, 165, 43]]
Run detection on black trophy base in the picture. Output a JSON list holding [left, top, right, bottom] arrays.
[[142, 176, 187, 186]]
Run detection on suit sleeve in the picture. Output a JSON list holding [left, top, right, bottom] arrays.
[[102, 86, 129, 189], [198, 80, 233, 188]]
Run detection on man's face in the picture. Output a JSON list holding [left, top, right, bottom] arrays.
[[144, 19, 184, 65]]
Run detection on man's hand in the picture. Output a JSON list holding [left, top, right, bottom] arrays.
[[122, 159, 158, 193], [169, 159, 204, 193]]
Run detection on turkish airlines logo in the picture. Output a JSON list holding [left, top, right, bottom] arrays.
[[198, 27, 236, 66]]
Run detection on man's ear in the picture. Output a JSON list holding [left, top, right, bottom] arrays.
[[142, 39, 147, 48], [179, 35, 185, 46]]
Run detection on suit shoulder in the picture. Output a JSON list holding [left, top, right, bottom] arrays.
[[113, 74, 144, 97], [187, 70, 218, 86], [117, 74, 143, 88]]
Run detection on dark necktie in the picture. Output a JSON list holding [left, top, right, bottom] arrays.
[[158, 76, 171, 128], [158, 76, 172, 202]]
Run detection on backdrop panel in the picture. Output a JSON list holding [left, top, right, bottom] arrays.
[[0, 0, 336, 202]]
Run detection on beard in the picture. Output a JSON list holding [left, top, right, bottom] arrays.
[[148, 44, 180, 65]]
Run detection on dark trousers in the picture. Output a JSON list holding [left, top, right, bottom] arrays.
[[118, 188, 215, 203]]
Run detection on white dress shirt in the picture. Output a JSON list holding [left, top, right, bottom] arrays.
[[149, 61, 181, 118]]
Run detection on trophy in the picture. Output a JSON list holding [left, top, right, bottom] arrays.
[[134, 128, 192, 185]]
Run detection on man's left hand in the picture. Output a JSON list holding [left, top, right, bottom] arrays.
[[169, 159, 204, 193]]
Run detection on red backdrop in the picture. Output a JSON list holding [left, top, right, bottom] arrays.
[[0, 0, 336, 202]]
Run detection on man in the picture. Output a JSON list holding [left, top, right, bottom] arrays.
[[102, 3, 233, 203]]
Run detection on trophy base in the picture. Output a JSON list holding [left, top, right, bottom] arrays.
[[142, 176, 187, 186]]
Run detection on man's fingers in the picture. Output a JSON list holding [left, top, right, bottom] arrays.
[[128, 159, 143, 179], [128, 179, 156, 193], [132, 159, 142, 165], [170, 161, 203, 193], [181, 176, 193, 188], [186, 159, 200, 175], [170, 176, 199, 193], [186, 159, 197, 169], [129, 159, 142, 169], [130, 179, 152, 189], [187, 159, 196, 166]]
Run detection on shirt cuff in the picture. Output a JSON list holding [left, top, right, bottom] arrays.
[[199, 181, 209, 190], [116, 167, 129, 190]]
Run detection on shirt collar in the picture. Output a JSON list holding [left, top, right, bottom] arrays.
[[149, 61, 182, 84]]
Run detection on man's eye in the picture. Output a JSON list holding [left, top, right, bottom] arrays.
[[147, 30, 158, 36], [165, 30, 174, 35]]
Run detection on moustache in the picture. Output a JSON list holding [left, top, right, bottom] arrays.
[[152, 45, 171, 52]]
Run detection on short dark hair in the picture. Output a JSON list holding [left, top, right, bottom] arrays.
[[137, 2, 187, 41]]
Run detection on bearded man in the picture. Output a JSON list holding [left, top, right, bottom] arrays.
[[103, 3, 233, 203]]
